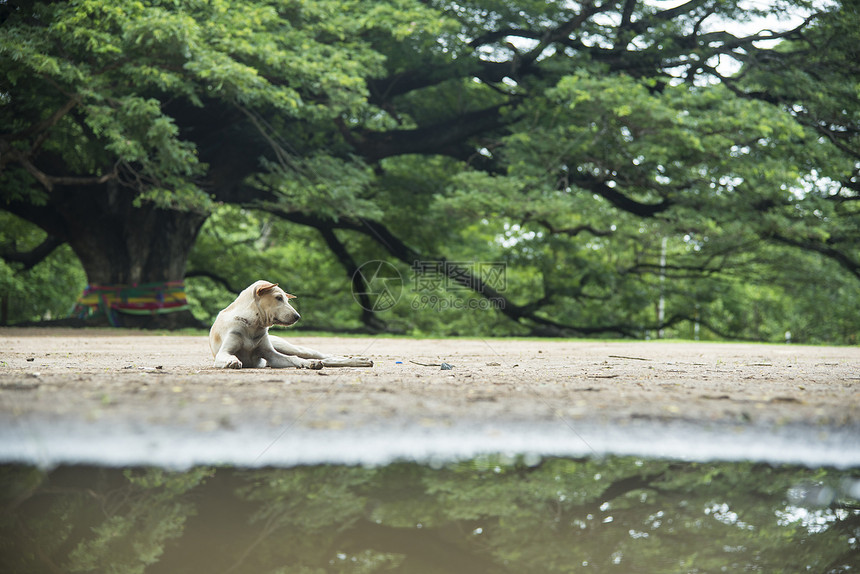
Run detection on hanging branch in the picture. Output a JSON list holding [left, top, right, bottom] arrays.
[[0, 235, 64, 271]]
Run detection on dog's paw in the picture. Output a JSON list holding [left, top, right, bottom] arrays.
[[214, 356, 242, 369], [303, 359, 324, 370], [355, 358, 374, 367]]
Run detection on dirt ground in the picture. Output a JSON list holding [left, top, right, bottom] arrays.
[[1, 328, 857, 436]]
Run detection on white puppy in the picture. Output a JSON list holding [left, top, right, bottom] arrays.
[[209, 280, 373, 369]]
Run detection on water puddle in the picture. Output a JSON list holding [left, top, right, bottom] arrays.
[[2, 456, 858, 573], [3, 417, 859, 570]]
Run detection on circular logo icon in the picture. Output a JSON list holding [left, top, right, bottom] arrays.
[[352, 260, 403, 312]]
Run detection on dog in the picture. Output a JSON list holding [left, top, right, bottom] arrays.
[[209, 280, 373, 369]]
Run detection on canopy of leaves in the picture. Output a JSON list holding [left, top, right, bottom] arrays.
[[2, 0, 858, 342]]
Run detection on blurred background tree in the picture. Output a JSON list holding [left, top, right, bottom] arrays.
[[2, 0, 858, 342]]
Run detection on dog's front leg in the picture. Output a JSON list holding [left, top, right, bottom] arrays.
[[214, 332, 245, 369]]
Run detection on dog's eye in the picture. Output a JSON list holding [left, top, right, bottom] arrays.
[[275, 295, 284, 302]]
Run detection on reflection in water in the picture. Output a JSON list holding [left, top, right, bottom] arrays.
[[1, 457, 858, 573]]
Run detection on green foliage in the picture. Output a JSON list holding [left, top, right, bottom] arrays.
[[0, 0, 417, 210], [2, 0, 858, 342], [186, 205, 366, 330], [254, 154, 383, 221], [0, 213, 86, 324]]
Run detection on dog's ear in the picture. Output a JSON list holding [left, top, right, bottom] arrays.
[[255, 281, 279, 298], [284, 292, 297, 300]]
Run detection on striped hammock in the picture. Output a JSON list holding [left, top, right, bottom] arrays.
[[74, 281, 190, 326]]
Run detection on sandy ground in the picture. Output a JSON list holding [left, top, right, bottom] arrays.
[[0, 328, 857, 436]]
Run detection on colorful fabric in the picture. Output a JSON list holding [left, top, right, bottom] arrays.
[[74, 281, 190, 326]]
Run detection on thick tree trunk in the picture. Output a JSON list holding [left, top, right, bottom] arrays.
[[7, 180, 207, 329], [65, 183, 203, 283]]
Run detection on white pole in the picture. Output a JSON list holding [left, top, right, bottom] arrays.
[[658, 236, 667, 339], [694, 305, 700, 341]]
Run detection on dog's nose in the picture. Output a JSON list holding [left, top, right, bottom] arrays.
[[294, 311, 301, 321]]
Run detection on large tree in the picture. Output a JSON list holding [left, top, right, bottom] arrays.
[[239, 0, 858, 338], [0, 0, 434, 326], [2, 0, 857, 339]]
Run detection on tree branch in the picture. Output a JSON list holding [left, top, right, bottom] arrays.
[[184, 270, 241, 293], [535, 219, 614, 238], [352, 104, 508, 162], [1, 96, 80, 143], [0, 235, 64, 271], [468, 28, 542, 48], [626, 0, 712, 36], [520, 2, 609, 67], [765, 232, 860, 282], [6, 150, 116, 192], [266, 209, 641, 336], [316, 227, 387, 331], [571, 174, 673, 217]]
